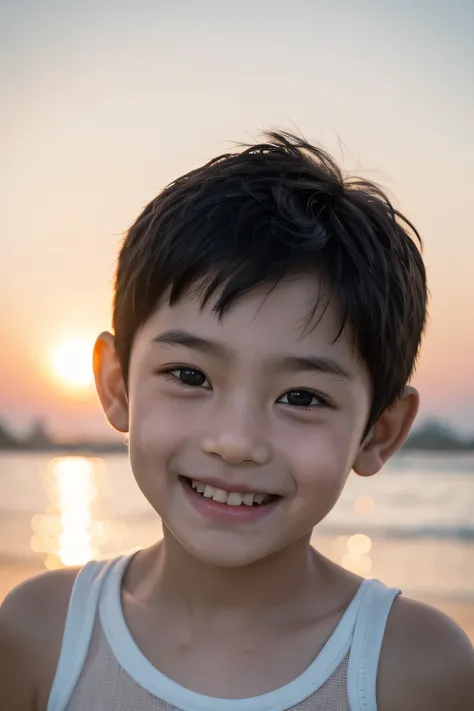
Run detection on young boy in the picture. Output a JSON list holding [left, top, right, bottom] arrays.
[[1, 131, 473, 711]]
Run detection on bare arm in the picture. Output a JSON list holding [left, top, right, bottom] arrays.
[[378, 597, 474, 711], [0, 588, 38, 710], [0, 568, 78, 711]]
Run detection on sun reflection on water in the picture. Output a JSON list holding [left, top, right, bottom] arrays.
[[31, 456, 113, 568]]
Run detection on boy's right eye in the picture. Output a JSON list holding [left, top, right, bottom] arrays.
[[167, 368, 210, 388]]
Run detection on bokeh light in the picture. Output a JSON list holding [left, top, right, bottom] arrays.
[[354, 496, 375, 516], [30, 456, 111, 567]]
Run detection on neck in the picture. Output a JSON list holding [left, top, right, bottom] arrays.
[[133, 528, 328, 624]]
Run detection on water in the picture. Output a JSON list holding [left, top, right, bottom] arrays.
[[1, 451, 473, 598]]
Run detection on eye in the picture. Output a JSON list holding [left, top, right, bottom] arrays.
[[277, 390, 324, 407], [169, 367, 210, 388]]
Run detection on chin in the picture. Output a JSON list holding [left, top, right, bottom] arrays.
[[173, 528, 280, 569]]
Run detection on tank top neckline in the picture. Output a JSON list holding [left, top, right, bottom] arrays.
[[98, 554, 372, 711]]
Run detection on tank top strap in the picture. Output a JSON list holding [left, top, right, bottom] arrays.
[[47, 555, 131, 711], [347, 579, 400, 711]]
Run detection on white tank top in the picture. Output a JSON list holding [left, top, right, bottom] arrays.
[[46, 554, 400, 711]]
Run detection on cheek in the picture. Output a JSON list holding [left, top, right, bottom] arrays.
[[127, 396, 191, 516], [287, 424, 357, 511], [128, 390, 187, 471]]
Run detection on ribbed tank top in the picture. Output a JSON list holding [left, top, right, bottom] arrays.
[[46, 554, 400, 711]]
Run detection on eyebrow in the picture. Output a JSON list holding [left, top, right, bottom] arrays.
[[152, 329, 233, 359], [275, 355, 353, 381], [152, 329, 353, 381]]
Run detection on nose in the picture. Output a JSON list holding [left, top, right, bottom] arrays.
[[200, 408, 271, 465]]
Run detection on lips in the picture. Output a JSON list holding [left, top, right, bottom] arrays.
[[180, 475, 280, 523]]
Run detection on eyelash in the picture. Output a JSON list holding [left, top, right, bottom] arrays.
[[160, 367, 334, 409], [163, 368, 212, 389]]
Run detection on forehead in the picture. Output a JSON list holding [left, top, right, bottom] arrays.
[[136, 276, 362, 370]]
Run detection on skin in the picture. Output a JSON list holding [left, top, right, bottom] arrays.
[[102, 278, 411, 573], [1, 276, 473, 709]]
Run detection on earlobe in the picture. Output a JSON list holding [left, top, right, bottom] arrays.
[[93, 331, 129, 433], [353, 386, 419, 477]]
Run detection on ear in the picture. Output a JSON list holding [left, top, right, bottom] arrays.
[[93, 331, 129, 433], [353, 386, 419, 477]]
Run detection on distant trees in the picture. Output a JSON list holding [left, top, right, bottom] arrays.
[[0, 418, 126, 453], [0, 421, 20, 449], [403, 420, 474, 451], [0, 417, 473, 452]]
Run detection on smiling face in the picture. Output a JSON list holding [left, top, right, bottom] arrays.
[[95, 274, 418, 568], [105, 276, 377, 567]]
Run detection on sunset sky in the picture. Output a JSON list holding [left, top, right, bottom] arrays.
[[1, 0, 473, 439]]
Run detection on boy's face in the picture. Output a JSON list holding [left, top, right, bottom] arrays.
[[96, 276, 414, 567]]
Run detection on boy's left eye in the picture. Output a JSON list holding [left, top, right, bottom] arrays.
[[277, 390, 324, 407]]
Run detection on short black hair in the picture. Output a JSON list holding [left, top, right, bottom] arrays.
[[113, 130, 427, 431]]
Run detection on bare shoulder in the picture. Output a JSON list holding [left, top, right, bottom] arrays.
[[378, 595, 474, 711], [0, 566, 79, 711]]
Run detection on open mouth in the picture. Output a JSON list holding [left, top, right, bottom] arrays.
[[180, 476, 279, 508]]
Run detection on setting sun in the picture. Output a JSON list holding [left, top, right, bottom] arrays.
[[51, 338, 95, 388]]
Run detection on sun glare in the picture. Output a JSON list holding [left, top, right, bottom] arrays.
[[52, 337, 94, 388]]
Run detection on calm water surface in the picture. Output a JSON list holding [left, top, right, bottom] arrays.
[[1, 451, 473, 598]]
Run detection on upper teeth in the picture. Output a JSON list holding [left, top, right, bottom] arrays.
[[191, 480, 269, 506]]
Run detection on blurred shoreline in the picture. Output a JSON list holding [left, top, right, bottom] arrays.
[[2, 418, 474, 454]]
